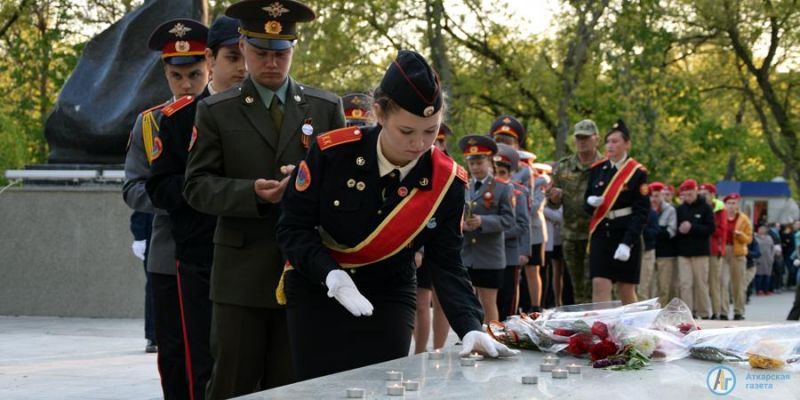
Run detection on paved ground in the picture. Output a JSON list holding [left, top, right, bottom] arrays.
[[1, 290, 797, 400]]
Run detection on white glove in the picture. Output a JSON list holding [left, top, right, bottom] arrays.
[[793, 258, 800, 267], [459, 330, 520, 358], [613, 243, 631, 261], [587, 195, 604, 207], [326, 270, 374, 317], [131, 240, 146, 261]]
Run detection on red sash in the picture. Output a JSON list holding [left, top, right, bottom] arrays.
[[588, 158, 642, 235], [325, 147, 458, 267]]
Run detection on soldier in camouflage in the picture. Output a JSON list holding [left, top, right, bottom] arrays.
[[546, 119, 604, 304]]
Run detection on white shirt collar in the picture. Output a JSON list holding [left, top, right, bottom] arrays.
[[610, 153, 628, 170], [376, 132, 419, 180], [207, 81, 217, 96]]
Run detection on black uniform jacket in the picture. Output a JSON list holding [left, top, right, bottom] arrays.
[[146, 88, 216, 266], [276, 125, 484, 338], [583, 158, 649, 247]]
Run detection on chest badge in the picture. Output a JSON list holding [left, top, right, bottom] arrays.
[[427, 218, 437, 229], [295, 160, 311, 192], [397, 186, 409, 197]]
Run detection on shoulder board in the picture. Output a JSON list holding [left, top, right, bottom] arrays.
[[512, 181, 527, 190], [591, 158, 608, 168], [513, 189, 522, 197], [317, 126, 363, 151], [494, 176, 510, 184], [139, 100, 169, 116], [299, 84, 340, 104], [456, 165, 468, 183], [205, 85, 242, 106], [161, 95, 195, 117]]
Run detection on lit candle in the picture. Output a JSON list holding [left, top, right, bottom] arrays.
[[540, 363, 555, 372], [521, 375, 538, 385], [469, 352, 484, 361], [552, 368, 569, 379], [386, 384, 405, 396], [386, 370, 403, 381], [403, 380, 420, 391], [567, 364, 582, 374], [346, 388, 365, 398], [428, 349, 445, 360], [460, 357, 477, 367], [543, 354, 560, 365]]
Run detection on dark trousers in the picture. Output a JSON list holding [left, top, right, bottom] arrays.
[[143, 261, 156, 342], [176, 260, 213, 400], [755, 274, 772, 292], [151, 272, 189, 400], [497, 265, 520, 320], [206, 303, 295, 400], [788, 283, 800, 320]]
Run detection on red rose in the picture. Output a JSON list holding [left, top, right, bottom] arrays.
[[677, 322, 699, 335], [567, 333, 593, 355], [590, 339, 618, 361], [553, 328, 575, 337], [591, 321, 609, 339]]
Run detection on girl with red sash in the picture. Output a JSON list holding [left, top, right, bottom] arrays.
[[584, 119, 649, 304], [276, 50, 517, 381]]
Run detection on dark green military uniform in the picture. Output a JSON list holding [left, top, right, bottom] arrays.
[[549, 127, 603, 304], [183, 2, 345, 397]]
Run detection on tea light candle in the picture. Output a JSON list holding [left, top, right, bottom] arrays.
[[403, 380, 420, 391], [345, 388, 365, 398], [567, 363, 582, 374], [540, 363, 555, 372], [543, 354, 560, 365], [386, 370, 403, 381], [460, 357, 477, 367], [428, 349, 445, 360], [552, 368, 569, 379], [468, 352, 484, 361], [387, 384, 405, 396], [521, 375, 539, 385]]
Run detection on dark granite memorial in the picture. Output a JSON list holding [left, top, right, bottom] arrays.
[[44, 0, 206, 164]]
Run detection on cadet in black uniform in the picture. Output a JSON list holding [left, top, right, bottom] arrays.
[[276, 50, 517, 381], [145, 16, 243, 400], [584, 120, 649, 304]]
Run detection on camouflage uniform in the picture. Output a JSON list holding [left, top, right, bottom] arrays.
[[549, 150, 603, 304]]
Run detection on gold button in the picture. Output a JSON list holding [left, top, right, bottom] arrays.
[[347, 179, 356, 188], [333, 200, 340, 207]]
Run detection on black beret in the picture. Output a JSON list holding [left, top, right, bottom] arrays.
[[148, 19, 208, 65], [379, 50, 443, 118], [607, 118, 630, 141], [207, 16, 240, 50], [226, 0, 315, 50]]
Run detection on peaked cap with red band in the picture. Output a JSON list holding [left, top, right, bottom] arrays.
[[148, 19, 208, 65], [490, 115, 526, 148], [380, 50, 442, 118], [458, 134, 497, 160]]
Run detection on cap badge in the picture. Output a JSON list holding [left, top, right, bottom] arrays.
[[169, 23, 191, 38], [352, 109, 363, 118], [263, 2, 291, 18], [352, 97, 362, 105], [613, 122, 619, 129], [265, 21, 283, 34], [468, 138, 477, 145], [175, 41, 190, 52], [501, 125, 510, 131], [503, 117, 511, 124], [423, 106, 434, 117], [469, 145, 478, 154]]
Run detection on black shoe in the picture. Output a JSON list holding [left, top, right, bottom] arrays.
[[734, 314, 744, 321], [145, 339, 158, 353], [719, 315, 729, 320], [710, 314, 719, 320]]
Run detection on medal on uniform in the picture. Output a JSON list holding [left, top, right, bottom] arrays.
[[151, 137, 163, 161], [397, 186, 408, 197], [301, 118, 313, 149], [483, 190, 493, 208]]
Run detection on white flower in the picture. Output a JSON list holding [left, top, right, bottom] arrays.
[[623, 332, 659, 357]]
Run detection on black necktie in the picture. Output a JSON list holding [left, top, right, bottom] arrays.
[[381, 169, 401, 201], [270, 95, 283, 132], [474, 181, 482, 193]]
